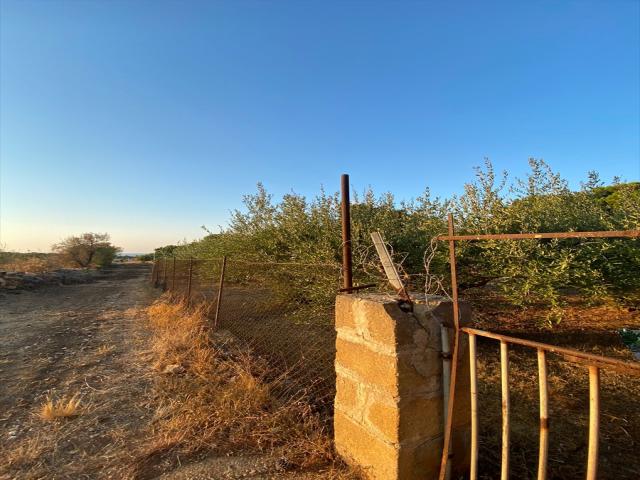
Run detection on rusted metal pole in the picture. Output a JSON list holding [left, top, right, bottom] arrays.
[[162, 258, 168, 290], [537, 349, 549, 480], [186, 257, 193, 306], [439, 213, 461, 480], [151, 260, 157, 286], [213, 256, 227, 328], [469, 333, 479, 480], [341, 174, 353, 292], [156, 259, 163, 288], [500, 340, 510, 480], [171, 256, 176, 291], [586, 366, 600, 480]]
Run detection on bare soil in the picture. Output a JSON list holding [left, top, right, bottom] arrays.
[[0, 264, 156, 478], [0, 265, 337, 480]]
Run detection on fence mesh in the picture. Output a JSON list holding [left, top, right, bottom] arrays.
[[152, 257, 341, 418]]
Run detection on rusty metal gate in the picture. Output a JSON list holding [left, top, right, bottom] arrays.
[[436, 218, 640, 480]]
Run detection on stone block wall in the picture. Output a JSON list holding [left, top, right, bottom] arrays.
[[334, 294, 471, 479]]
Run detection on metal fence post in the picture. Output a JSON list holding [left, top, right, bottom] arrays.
[[213, 255, 227, 328], [186, 257, 194, 306], [341, 173, 353, 292], [171, 256, 176, 292], [162, 258, 168, 290], [213, 256, 227, 328], [151, 260, 157, 286]]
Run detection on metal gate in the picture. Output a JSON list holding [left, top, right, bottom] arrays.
[[436, 219, 640, 480]]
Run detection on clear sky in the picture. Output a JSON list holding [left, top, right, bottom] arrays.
[[1, 0, 639, 253]]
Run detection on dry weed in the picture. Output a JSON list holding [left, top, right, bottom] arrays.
[[39, 394, 82, 421], [96, 344, 116, 355], [134, 297, 354, 477]]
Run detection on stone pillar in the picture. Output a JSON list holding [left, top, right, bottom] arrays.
[[334, 294, 471, 480]]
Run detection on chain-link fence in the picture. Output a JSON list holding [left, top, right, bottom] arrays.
[[151, 257, 342, 418]]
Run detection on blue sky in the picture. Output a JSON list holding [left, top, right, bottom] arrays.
[[1, 0, 639, 253]]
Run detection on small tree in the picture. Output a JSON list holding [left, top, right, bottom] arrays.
[[93, 246, 121, 267], [52, 233, 121, 268]]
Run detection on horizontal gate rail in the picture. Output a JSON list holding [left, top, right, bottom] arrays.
[[438, 230, 640, 241], [463, 327, 640, 375]]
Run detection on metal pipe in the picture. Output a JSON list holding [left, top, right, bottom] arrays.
[[500, 340, 510, 480], [462, 327, 640, 375], [341, 174, 353, 292], [469, 333, 479, 480], [438, 230, 639, 242], [586, 366, 600, 480], [440, 325, 453, 480], [214, 256, 227, 328], [439, 213, 461, 480], [537, 349, 549, 480]]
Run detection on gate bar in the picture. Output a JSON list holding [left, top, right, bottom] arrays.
[[537, 349, 549, 480], [469, 333, 479, 480], [438, 230, 639, 241], [586, 366, 600, 480], [462, 327, 640, 374], [438, 213, 461, 480], [500, 340, 510, 480]]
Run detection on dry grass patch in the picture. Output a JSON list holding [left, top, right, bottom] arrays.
[[96, 344, 116, 355], [38, 394, 82, 421], [134, 298, 356, 478]]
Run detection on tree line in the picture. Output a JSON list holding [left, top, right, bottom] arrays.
[[155, 159, 639, 323]]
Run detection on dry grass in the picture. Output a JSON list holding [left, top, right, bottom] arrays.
[[38, 394, 82, 421], [1, 255, 66, 274], [96, 344, 116, 355], [133, 298, 356, 479]]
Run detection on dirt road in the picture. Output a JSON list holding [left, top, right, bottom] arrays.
[[0, 264, 156, 479], [0, 265, 340, 480]]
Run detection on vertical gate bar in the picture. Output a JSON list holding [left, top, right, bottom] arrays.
[[171, 256, 176, 292], [469, 333, 479, 480], [500, 340, 510, 480], [586, 366, 600, 480], [186, 257, 194, 306], [341, 174, 353, 292], [213, 256, 227, 328], [438, 213, 461, 480], [537, 349, 549, 480]]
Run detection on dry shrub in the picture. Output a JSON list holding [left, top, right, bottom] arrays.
[[136, 298, 353, 478], [39, 394, 81, 421], [0, 253, 74, 274], [3, 256, 52, 274]]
